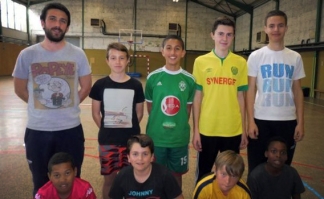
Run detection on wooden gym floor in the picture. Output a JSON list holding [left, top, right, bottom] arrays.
[[0, 75, 324, 199]]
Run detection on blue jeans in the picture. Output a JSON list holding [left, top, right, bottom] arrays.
[[24, 124, 85, 196]]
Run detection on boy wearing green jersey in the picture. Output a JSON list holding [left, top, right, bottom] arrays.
[[145, 35, 195, 188]]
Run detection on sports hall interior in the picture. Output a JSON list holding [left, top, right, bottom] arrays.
[[1, 0, 324, 198]]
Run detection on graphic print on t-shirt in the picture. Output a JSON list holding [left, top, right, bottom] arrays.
[[127, 189, 157, 198], [260, 63, 294, 107], [103, 88, 134, 128], [31, 61, 75, 109], [160, 95, 180, 129]]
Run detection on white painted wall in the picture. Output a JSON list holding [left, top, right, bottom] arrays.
[[7, 0, 323, 52], [27, 0, 227, 51]]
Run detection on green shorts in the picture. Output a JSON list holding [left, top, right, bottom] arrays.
[[154, 145, 189, 175]]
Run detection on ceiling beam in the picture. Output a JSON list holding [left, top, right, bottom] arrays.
[[224, 0, 252, 14], [235, 0, 271, 17], [250, 0, 271, 8], [12, 0, 53, 7], [189, 0, 235, 17]]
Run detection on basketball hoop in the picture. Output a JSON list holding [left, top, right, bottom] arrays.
[[118, 29, 144, 76]]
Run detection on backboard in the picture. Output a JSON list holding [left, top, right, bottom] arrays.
[[118, 29, 143, 50]]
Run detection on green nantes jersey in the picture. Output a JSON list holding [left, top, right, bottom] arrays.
[[145, 66, 195, 147], [193, 50, 248, 137]]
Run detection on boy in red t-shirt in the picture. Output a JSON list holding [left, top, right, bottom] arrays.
[[35, 152, 96, 199]]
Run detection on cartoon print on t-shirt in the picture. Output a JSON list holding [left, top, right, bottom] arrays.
[[31, 61, 75, 109], [34, 75, 72, 108]]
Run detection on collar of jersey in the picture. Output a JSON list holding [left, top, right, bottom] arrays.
[[162, 66, 183, 75], [212, 49, 231, 65]]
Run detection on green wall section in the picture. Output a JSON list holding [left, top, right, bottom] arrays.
[[300, 51, 315, 89], [84, 49, 109, 75], [317, 51, 324, 90]]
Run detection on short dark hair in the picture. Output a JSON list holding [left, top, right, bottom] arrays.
[[40, 3, 71, 27], [161, 35, 185, 50], [127, 134, 154, 154], [264, 10, 287, 26], [106, 42, 130, 60], [266, 136, 288, 150], [211, 16, 235, 34], [48, 152, 75, 173]]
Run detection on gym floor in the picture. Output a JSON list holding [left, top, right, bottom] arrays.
[[0, 75, 323, 199]]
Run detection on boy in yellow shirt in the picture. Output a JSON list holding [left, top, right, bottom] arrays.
[[193, 150, 251, 199]]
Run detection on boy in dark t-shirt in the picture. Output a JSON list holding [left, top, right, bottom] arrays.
[[89, 42, 145, 199], [247, 136, 305, 199], [109, 134, 184, 199]]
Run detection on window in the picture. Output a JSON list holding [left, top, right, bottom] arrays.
[[1, 0, 27, 32]]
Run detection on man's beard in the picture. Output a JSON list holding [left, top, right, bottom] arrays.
[[44, 27, 66, 43]]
